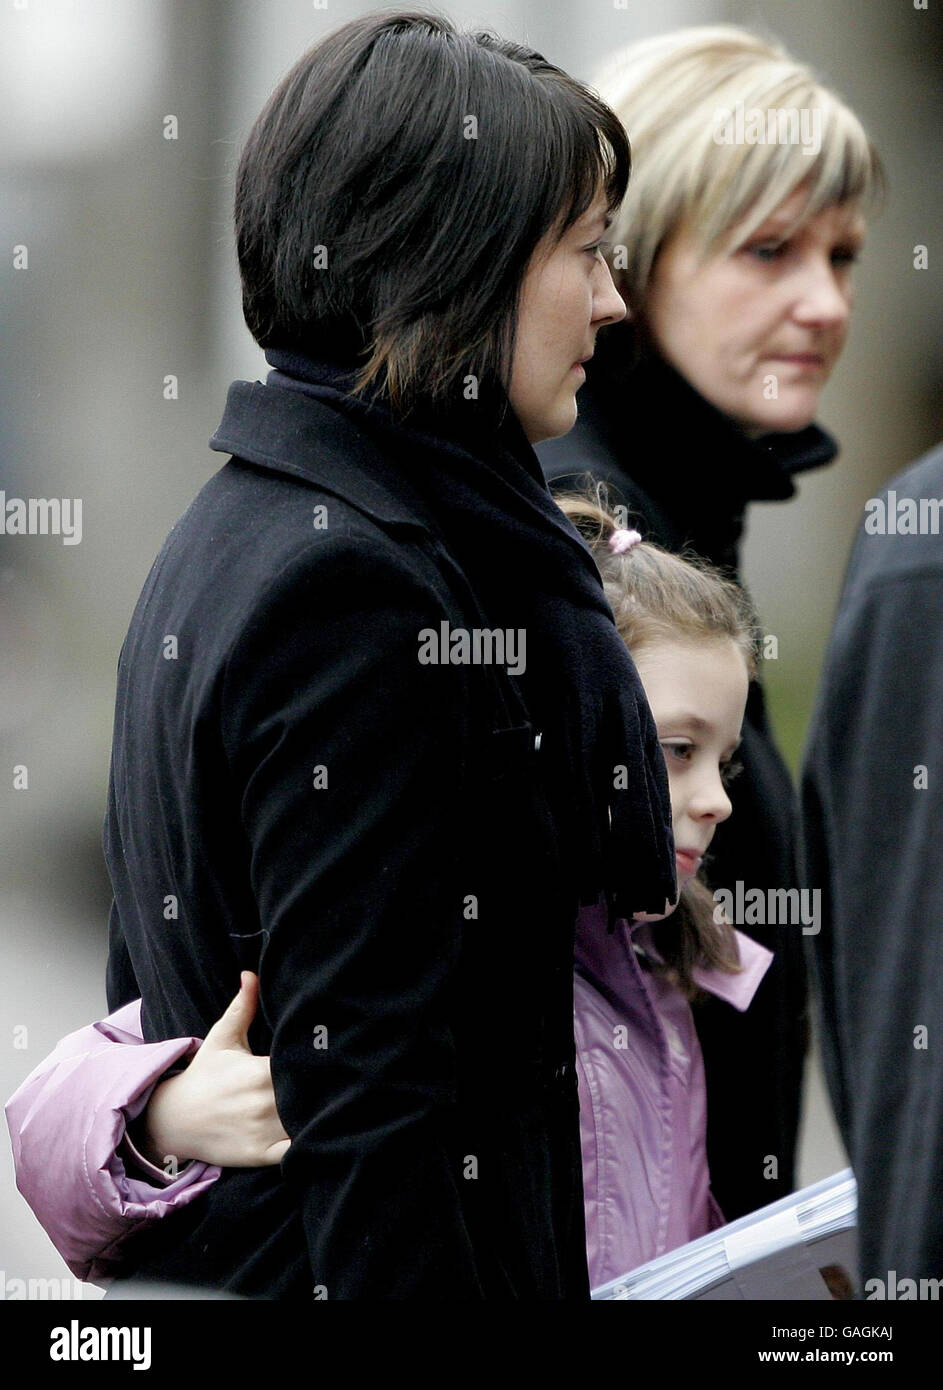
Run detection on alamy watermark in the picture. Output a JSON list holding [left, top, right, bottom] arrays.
[[50, 1319, 151, 1370], [864, 491, 943, 535], [0, 1270, 88, 1299], [712, 101, 822, 158], [417, 622, 526, 677], [713, 881, 821, 935], [0, 492, 82, 545], [865, 1271, 943, 1300]]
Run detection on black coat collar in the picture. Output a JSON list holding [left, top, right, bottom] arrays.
[[209, 378, 432, 534]]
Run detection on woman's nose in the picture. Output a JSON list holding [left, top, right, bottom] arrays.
[[592, 257, 627, 327], [791, 257, 852, 329]]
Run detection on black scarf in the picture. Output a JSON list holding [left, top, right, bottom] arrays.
[[264, 347, 676, 925]]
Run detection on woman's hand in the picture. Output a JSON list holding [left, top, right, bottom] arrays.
[[132, 972, 289, 1170]]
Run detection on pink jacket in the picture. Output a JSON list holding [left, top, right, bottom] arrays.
[[5, 913, 771, 1291], [574, 901, 772, 1289], [4, 1001, 220, 1283]]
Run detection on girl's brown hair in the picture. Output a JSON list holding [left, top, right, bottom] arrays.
[[558, 485, 760, 1000]]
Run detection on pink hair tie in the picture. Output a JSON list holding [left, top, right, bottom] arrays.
[[608, 527, 642, 555]]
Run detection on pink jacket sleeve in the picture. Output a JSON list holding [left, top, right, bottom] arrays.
[[4, 1000, 221, 1285]]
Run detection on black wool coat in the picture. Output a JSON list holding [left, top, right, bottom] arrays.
[[536, 334, 837, 1220], [103, 379, 592, 1301]]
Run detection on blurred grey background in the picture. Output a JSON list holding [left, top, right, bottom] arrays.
[[2, 0, 941, 1295]]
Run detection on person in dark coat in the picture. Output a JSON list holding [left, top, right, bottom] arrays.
[[536, 25, 883, 1221], [96, 13, 676, 1300], [801, 442, 943, 1290]]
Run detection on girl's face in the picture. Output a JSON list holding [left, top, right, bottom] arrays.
[[645, 188, 866, 436], [509, 192, 626, 443], [632, 636, 749, 886]]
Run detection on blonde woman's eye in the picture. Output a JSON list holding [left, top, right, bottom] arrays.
[[832, 246, 860, 267], [721, 758, 743, 787], [746, 242, 785, 262]]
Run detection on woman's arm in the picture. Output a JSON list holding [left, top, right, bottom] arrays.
[[4, 974, 286, 1285], [221, 534, 484, 1297]]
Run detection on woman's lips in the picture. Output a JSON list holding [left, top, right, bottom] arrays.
[[770, 353, 826, 370]]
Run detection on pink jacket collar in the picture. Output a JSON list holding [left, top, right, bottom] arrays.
[[631, 920, 773, 1012]]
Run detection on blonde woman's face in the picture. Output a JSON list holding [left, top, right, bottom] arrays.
[[645, 189, 866, 436]]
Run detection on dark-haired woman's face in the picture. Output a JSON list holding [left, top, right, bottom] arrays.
[[509, 195, 626, 443]]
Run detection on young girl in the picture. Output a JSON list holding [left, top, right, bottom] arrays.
[[7, 491, 772, 1294], [562, 494, 772, 1288]]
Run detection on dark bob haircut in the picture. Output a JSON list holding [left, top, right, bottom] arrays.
[[235, 8, 630, 415]]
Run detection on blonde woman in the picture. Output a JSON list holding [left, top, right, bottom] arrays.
[[537, 25, 884, 1223]]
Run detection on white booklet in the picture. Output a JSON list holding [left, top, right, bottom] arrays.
[[591, 1168, 858, 1300]]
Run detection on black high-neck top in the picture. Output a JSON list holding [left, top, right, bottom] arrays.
[[537, 321, 837, 575]]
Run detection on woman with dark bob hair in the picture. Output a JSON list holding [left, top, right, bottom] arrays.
[[7, 11, 676, 1300]]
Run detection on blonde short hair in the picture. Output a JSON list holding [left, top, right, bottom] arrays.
[[592, 25, 884, 308]]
